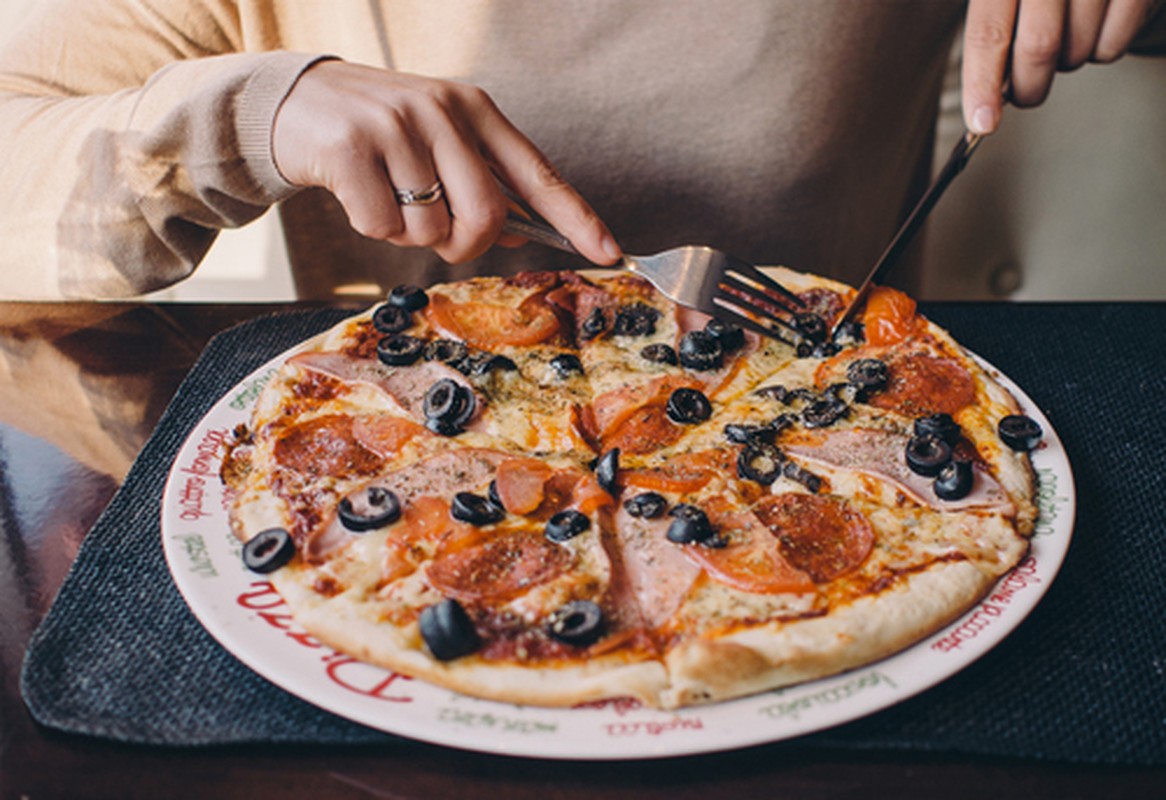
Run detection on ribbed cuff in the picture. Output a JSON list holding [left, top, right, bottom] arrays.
[[235, 51, 340, 201]]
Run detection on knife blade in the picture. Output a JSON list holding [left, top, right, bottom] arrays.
[[830, 130, 983, 338]]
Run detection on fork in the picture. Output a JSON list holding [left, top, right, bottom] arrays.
[[502, 214, 805, 342]]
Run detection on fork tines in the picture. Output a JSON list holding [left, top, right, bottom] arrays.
[[712, 264, 805, 343]]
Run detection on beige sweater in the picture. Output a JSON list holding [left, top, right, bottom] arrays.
[[0, 1, 974, 299]]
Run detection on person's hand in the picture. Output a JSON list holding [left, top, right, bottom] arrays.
[[272, 60, 621, 265], [962, 0, 1155, 134]]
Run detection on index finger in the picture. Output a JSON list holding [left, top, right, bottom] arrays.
[[962, 0, 1019, 133], [469, 97, 622, 265]]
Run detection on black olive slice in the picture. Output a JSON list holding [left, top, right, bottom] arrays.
[[704, 317, 746, 352], [457, 351, 518, 376], [372, 303, 412, 334], [450, 491, 505, 526], [793, 312, 827, 344], [801, 398, 848, 428], [934, 457, 974, 501], [612, 303, 661, 337], [623, 491, 667, 519], [422, 377, 463, 419], [905, 435, 953, 477], [242, 528, 296, 574], [423, 378, 476, 431], [487, 479, 505, 512], [723, 423, 775, 445], [666, 504, 714, 544], [338, 486, 402, 532], [550, 353, 584, 378], [796, 341, 841, 359], [377, 334, 425, 366], [827, 382, 863, 406], [595, 449, 619, 494], [782, 460, 823, 493], [419, 598, 479, 661], [998, 414, 1043, 452], [547, 600, 605, 647], [678, 330, 724, 371], [666, 387, 712, 424], [640, 343, 678, 365], [545, 509, 591, 543], [846, 358, 889, 391], [769, 412, 796, 433], [388, 284, 429, 312], [423, 338, 469, 364], [581, 307, 608, 339], [737, 442, 785, 485], [753, 384, 790, 403], [914, 413, 962, 446]]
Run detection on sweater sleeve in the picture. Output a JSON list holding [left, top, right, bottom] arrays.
[[0, 0, 328, 298]]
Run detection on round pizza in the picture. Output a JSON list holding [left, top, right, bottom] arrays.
[[220, 267, 1042, 709]]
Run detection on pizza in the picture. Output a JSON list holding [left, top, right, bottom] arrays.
[[220, 267, 1043, 709]]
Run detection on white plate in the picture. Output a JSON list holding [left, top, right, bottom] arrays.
[[161, 340, 1074, 760]]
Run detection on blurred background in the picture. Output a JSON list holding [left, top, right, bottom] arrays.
[[3, 1, 1163, 302]]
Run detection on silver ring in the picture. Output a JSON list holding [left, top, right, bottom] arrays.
[[394, 180, 444, 206]]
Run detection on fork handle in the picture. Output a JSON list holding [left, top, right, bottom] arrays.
[[503, 214, 579, 255]]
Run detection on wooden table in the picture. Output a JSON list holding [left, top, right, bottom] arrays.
[[1, 301, 1162, 799]]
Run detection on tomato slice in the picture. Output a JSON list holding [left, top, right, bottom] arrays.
[[569, 471, 613, 515], [351, 416, 426, 457], [494, 457, 554, 515], [863, 286, 918, 346], [395, 495, 453, 543], [681, 499, 815, 595], [622, 450, 731, 493], [590, 375, 702, 454], [424, 292, 560, 348]]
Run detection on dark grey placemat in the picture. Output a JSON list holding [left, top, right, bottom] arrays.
[[20, 303, 1166, 764]]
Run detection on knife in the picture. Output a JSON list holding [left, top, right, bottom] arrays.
[[830, 129, 983, 338]]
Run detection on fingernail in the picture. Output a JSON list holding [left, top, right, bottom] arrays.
[[601, 234, 622, 262], [971, 105, 997, 134]]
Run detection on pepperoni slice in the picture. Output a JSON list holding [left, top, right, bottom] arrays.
[[797, 287, 846, 324], [605, 405, 683, 455], [424, 292, 560, 348], [753, 493, 874, 583], [863, 286, 919, 346], [428, 530, 571, 601], [680, 498, 815, 595], [494, 457, 554, 515], [351, 415, 427, 458], [870, 352, 976, 417], [273, 414, 382, 477]]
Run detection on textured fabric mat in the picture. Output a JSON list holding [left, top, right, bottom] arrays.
[[20, 303, 1166, 764]]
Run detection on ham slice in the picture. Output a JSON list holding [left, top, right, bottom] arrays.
[[306, 448, 508, 560], [610, 504, 702, 630], [290, 352, 483, 430], [784, 428, 1015, 514]]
